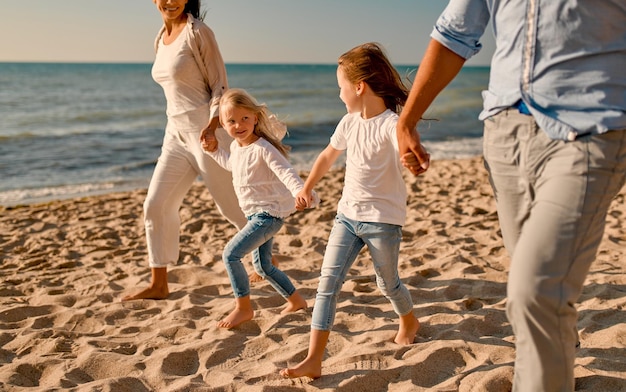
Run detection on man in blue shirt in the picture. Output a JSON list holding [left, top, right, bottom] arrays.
[[397, 1, 626, 391]]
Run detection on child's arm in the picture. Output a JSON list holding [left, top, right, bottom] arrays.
[[203, 142, 232, 171], [261, 144, 315, 210], [295, 145, 342, 207]]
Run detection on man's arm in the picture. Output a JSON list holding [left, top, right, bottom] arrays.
[[398, 39, 466, 175]]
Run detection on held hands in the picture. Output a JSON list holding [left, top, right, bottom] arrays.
[[295, 189, 319, 211], [200, 126, 218, 152], [401, 147, 429, 174], [397, 122, 430, 176]]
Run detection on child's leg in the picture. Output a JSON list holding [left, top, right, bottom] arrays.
[[121, 267, 169, 301], [281, 214, 363, 379], [253, 236, 307, 313], [310, 214, 364, 330], [364, 222, 419, 344], [219, 219, 264, 328], [280, 328, 330, 379]]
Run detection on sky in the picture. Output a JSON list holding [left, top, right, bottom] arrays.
[[2, 0, 495, 66]]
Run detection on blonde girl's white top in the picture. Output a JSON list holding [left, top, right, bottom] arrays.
[[331, 109, 407, 226], [151, 16, 227, 132], [207, 138, 307, 218]]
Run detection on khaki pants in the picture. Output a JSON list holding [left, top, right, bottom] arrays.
[[483, 109, 626, 392]]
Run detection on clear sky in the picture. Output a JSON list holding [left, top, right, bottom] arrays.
[[2, 0, 495, 66]]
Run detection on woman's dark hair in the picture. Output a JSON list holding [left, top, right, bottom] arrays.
[[185, 0, 201, 19], [338, 42, 409, 114]]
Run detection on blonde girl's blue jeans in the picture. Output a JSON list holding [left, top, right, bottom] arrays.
[[311, 213, 414, 331], [483, 108, 626, 392], [223, 212, 296, 299]]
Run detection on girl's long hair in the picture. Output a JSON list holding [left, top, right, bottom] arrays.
[[185, 0, 201, 19], [219, 89, 290, 157], [338, 42, 409, 114]]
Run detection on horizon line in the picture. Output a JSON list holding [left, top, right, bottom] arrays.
[[0, 60, 490, 68]]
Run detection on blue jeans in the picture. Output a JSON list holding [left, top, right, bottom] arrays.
[[311, 213, 414, 330], [223, 212, 296, 298]]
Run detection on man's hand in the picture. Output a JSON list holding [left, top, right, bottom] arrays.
[[397, 122, 430, 176]]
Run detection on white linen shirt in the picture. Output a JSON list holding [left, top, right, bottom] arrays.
[[207, 138, 305, 218], [152, 24, 210, 133], [331, 109, 407, 226], [153, 15, 228, 123]]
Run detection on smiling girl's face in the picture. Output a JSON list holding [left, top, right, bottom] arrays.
[[220, 104, 259, 146]]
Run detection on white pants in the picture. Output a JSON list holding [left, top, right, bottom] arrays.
[[144, 127, 246, 268]]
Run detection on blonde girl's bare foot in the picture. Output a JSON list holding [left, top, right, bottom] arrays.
[[249, 256, 279, 283], [249, 272, 264, 283], [121, 286, 169, 301], [217, 307, 254, 329], [279, 359, 322, 379], [394, 313, 420, 345], [281, 291, 307, 314]]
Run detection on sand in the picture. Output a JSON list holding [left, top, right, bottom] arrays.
[[1, 156, 624, 391]]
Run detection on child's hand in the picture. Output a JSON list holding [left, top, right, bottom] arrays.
[[400, 145, 430, 176], [200, 128, 218, 152], [295, 199, 305, 211], [401, 151, 418, 166], [401, 149, 429, 175], [295, 189, 320, 211], [295, 193, 309, 211]]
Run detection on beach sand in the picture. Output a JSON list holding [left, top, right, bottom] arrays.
[[1, 156, 624, 391]]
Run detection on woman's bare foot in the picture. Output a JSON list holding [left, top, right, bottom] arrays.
[[217, 307, 254, 329], [279, 358, 322, 379], [394, 312, 420, 345], [121, 286, 169, 301], [281, 291, 307, 314], [121, 267, 169, 301]]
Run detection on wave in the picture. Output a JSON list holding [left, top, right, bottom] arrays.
[[0, 180, 150, 207]]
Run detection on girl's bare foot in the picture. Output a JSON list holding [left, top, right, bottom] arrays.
[[121, 286, 169, 301], [249, 256, 279, 283], [217, 307, 254, 329], [395, 313, 420, 345], [279, 358, 322, 379], [281, 291, 307, 314], [249, 272, 264, 283]]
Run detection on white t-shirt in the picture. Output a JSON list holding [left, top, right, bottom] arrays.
[[151, 24, 211, 132], [208, 138, 305, 218], [331, 109, 407, 226]]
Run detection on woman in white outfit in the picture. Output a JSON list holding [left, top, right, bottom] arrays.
[[123, 0, 246, 300]]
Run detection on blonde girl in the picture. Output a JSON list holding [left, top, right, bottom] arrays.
[[202, 88, 316, 328]]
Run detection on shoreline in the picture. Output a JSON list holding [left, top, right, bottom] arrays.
[[1, 156, 624, 391]]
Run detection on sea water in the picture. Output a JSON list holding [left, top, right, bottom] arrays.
[[0, 62, 489, 206]]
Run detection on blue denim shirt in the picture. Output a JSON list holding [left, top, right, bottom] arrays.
[[432, 0, 626, 141]]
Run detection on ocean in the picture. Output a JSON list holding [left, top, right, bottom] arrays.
[[0, 63, 489, 206]]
